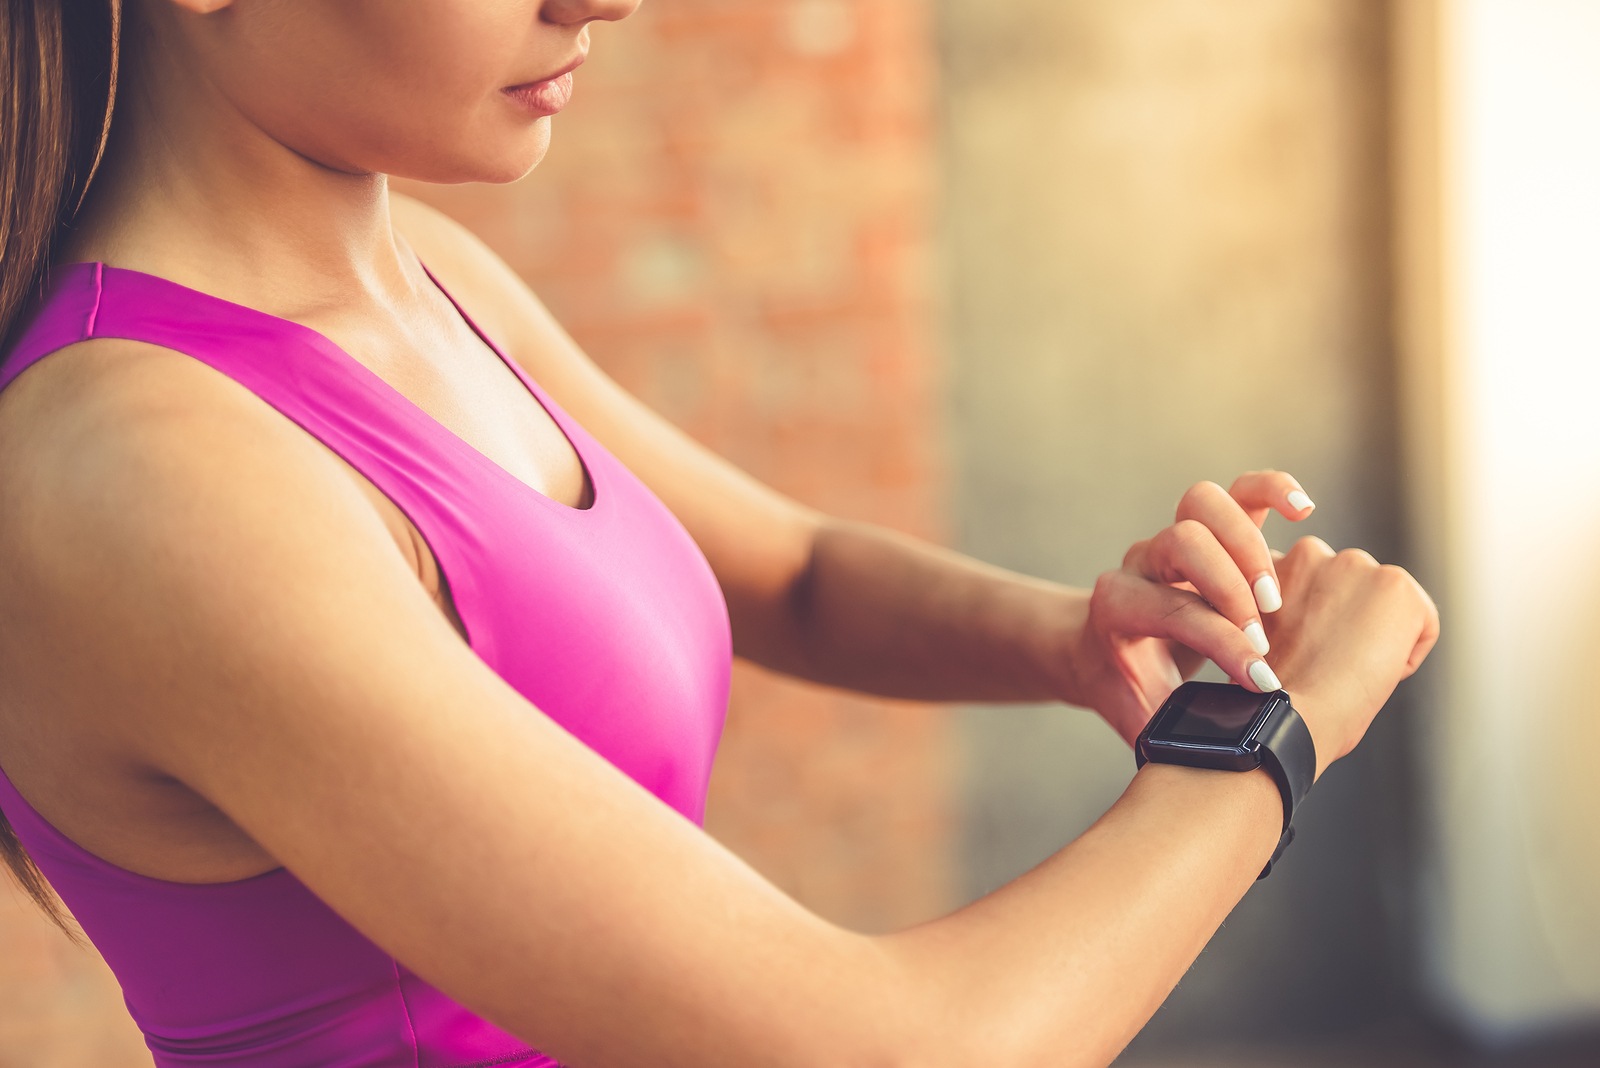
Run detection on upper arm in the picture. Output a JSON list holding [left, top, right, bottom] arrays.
[[390, 192, 821, 666], [0, 342, 903, 1066]]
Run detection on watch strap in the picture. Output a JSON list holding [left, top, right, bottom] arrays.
[[1254, 698, 1316, 832], [1259, 825, 1296, 880], [1253, 698, 1315, 880]]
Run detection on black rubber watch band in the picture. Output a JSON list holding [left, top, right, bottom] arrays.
[[1251, 700, 1315, 880], [1260, 825, 1296, 879]]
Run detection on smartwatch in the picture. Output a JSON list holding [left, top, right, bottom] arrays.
[[1134, 680, 1316, 879]]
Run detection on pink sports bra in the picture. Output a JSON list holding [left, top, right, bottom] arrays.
[[0, 261, 733, 1067]]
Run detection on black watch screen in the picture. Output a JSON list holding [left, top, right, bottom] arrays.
[[1136, 682, 1286, 772]]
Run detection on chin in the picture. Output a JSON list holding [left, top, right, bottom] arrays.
[[378, 118, 552, 186]]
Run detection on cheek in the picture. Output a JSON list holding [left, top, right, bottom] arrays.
[[216, 0, 552, 183], [232, 61, 556, 183], [338, 2, 551, 181]]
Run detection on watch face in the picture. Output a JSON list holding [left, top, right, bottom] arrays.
[[1157, 683, 1271, 746]]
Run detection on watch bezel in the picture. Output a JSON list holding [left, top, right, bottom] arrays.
[[1136, 684, 1291, 772]]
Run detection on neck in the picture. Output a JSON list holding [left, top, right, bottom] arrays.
[[60, 21, 418, 319]]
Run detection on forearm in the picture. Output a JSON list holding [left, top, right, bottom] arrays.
[[762, 517, 1092, 704], [877, 762, 1283, 1067]]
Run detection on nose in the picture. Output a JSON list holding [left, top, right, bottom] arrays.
[[540, 0, 640, 25]]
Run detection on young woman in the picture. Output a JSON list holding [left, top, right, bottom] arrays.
[[0, 1, 1439, 1066]]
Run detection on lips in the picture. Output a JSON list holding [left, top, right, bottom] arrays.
[[503, 72, 574, 115], [502, 54, 586, 116]]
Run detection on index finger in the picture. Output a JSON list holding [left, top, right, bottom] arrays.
[[1228, 470, 1316, 528]]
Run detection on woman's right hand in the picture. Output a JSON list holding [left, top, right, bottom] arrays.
[[1262, 537, 1441, 779]]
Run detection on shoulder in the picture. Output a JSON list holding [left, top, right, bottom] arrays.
[[0, 337, 272, 512], [0, 336, 417, 811], [0, 336, 405, 616], [0, 336, 359, 502], [0, 330, 444, 775]]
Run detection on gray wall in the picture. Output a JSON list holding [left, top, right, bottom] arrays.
[[937, 0, 1414, 1051]]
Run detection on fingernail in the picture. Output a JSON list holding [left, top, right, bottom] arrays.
[[1243, 621, 1270, 656], [1249, 659, 1283, 693], [1287, 489, 1316, 513], [1253, 575, 1283, 614]]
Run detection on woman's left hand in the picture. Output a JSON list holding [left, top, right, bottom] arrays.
[[1073, 471, 1317, 745]]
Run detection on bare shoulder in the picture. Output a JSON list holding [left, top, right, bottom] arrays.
[[2, 338, 290, 548], [0, 336, 428, 874], [0, 335, 413, 751], [0, 337, 401, 565]]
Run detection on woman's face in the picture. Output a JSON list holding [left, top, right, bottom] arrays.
[[153, 0, 640, 183]]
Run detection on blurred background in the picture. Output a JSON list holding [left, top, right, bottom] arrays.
[[2, 0, 1598, 1065]]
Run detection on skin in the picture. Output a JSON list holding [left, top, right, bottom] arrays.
[[0, 0, 1441, 1065]]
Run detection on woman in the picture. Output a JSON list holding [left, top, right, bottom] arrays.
[[0, 1, 1439, 1066]]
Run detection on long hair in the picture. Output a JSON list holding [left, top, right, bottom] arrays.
[[0, 0, 122, 938]]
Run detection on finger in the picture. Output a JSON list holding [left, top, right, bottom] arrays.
[[1228, 470, 1316, 527], [1127, 520, 1271, 654], [1176, 481, 1285, 616], [1095, 570, 1283, 693]]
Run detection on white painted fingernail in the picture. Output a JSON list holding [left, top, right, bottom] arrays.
[[1287, 489, 1316, 513], [1249, 659, 1283, 693], [1244, 621, 1270, 656], [1253, 575, 1283, 614]]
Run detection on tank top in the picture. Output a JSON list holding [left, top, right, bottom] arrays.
[[0, 261, 733, 1067]]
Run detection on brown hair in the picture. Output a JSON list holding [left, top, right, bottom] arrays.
[[0, 0, 122, 938]]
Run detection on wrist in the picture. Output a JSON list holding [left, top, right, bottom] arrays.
[[1134, 759, 1283, 804], [1027, 586, 1092, 705], [1129, 762, 1285, 874], [1273, 679, 1341, 781]]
